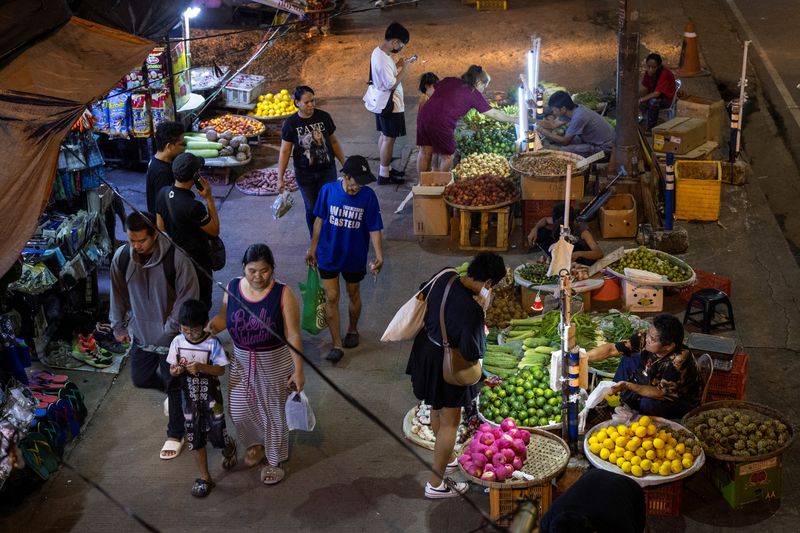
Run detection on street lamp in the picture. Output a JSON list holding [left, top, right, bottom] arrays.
[[183, 7, 201, 59]]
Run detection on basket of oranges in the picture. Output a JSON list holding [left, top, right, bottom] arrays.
[[250, 89, 299, 121], [583, 415, 705, 487]]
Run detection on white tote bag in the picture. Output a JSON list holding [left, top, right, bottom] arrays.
[[381, 269, 457, 342]]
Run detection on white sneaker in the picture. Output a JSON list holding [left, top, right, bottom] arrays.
[[425, 480, 469, 499], [445, 459, 459, 474], [164, 397, 169, 417]]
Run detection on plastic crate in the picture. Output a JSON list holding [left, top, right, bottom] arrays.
[[223, 74, 266, 105], [675, 160, 722, 221], [707, 351, 748, 401], [679, 269, 732, 301], [476, 0, 507, 10], [490, 483, 552, 526], [644, 480, 683, 516]]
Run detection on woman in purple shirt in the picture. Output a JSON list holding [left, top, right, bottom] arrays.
[[416, 65, 516, 172]]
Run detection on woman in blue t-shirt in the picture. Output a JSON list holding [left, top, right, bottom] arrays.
[[277, 86, 347, 235]]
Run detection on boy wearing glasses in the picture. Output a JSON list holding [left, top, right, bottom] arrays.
[[168, 299, 236, 497]]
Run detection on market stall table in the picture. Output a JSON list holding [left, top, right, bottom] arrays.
[[201, 155, 252, 184], [445, 197, 517, 252]]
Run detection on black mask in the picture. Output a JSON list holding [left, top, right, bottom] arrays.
[[391, 47, 402, 54]]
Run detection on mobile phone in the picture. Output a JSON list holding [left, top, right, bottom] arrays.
[[194, 175, 204, 192], [405, 54, 418, 63]]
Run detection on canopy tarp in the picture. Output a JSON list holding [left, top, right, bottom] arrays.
[[0, 17, 154, 276]]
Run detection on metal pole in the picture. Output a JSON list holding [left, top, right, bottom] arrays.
[[664, 152, 675, 230], [733, 41, 751, 159]]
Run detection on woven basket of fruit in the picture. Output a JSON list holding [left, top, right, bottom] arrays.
[[509, 150, 583, 178], [605, 247, 696, 287]]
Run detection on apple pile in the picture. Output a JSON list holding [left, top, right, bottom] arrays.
[[458, 418, 531, 482]]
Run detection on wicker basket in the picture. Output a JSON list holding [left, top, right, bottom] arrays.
[[509, 150, 583, 177]]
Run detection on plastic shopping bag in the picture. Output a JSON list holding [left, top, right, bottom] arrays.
[[285, 391, 316, 431], [299, 267, 327, 335], [271, 191, 294, 219]]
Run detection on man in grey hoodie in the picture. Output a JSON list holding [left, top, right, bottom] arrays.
[[110, 211, 199, 459]]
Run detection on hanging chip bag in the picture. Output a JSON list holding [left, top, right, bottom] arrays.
[[130, 93, 152, 138]]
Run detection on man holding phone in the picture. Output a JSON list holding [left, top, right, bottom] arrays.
[[155, 153, 220, 309], [363, 22, 416, 185]]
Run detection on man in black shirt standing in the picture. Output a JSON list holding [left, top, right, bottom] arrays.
[[146, 121, 186, 213], [155, 153, 220, 309]]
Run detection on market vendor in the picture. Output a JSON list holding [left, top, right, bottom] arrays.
[[586, 314, 703, 419], [638, 53, 677, 132], [416, 65, 516, 173], [526, 203, 603, 265], [538, 91, 614, 158]]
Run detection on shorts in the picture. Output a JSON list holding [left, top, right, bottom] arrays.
[[318, 268, 366, 284], [375, 112, 406, 138], [416, 120, 456, 155]]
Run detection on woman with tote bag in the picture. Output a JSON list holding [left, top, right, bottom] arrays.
[[405, 252, 505, 499]]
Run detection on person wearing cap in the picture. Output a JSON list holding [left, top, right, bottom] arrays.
[[155, 153, 220, 309], [305, 156, 384, 363]]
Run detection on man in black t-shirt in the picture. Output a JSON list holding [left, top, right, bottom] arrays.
[[155, 153, 220, 308], [146, 121, 186, 213]]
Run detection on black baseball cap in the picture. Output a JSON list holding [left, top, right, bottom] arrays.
[[172, 153, 205, 181], [341, 155, 376, 185]]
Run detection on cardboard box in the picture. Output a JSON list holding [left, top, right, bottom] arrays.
[[652, 117, 707, 155], [599, 194, 637, 238], [708, 456, 783, 509], [413, 172, 453, 236], [521, 174, 584, 200], [622, 280, 663, 312], [677, 96, 726, 144]]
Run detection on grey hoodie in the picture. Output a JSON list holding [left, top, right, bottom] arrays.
[[109, 234, 199, 347]]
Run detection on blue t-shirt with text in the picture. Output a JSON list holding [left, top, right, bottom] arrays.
[[313, 180, 383, 273]]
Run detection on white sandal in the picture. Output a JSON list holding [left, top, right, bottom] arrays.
[[159, 438, 184, 460]]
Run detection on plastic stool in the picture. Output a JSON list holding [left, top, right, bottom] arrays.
[[683, 288, 735, 334]]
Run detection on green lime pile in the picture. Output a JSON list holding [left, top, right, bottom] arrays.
[[479, 367, 562, 428], [610, 246, 692, 282]]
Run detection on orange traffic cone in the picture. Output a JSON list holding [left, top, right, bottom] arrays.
[[677, 21, 706, 77]]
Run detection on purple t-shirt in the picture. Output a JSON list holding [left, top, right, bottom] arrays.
[[417, 77, 492, 132]]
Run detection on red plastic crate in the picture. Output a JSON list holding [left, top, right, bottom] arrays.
[[679, 269, 732, 301], [644, 480, 683, 516], [707, 351, 748, 401]]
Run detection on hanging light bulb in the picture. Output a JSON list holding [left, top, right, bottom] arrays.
[[531, 291, 544, 312]]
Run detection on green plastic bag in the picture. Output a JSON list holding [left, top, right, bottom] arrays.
[[299, 267, 327, 335]]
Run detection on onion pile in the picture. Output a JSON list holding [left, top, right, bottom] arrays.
[[444, 175, 518, 207], [458, 418, 530, 482], [235, 168, 298, 196]]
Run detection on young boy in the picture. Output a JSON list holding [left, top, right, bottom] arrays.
[[168, 299, 236, 497]]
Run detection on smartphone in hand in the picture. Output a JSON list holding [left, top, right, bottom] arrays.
[[194, 176, 204, 192], [405, 54, 418, 63]]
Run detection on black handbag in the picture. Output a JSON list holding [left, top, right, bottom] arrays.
[[209, 236, 226, 271]]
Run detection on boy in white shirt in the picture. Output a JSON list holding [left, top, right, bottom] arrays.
[[168, 299, 236, 497]]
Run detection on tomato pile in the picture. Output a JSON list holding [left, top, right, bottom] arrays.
[[199, 114, 263, 136], [444, 175, 518, 207]]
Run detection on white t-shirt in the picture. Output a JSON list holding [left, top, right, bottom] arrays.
[[364, 47, 404, 113], [166, 334, 229, 368]]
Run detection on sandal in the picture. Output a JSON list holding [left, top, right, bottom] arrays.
[[222, 438, 238, 470], [260, 465, 285, 485], [244, 445, 264, 467], [31, 371, 70, 384], [160, 437, 185, 460], [191, 478, 215, 498]]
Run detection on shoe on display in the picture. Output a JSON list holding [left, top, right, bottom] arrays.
[[424, 480, 469, 499]]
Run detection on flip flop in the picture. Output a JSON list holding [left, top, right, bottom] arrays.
[[191, 478, 215, 497], [31, 371, 70, 384], [160, 438, 185, 460], [48, 399, 81, 438], [260, 465, 285, 485], [244, 445, 264, 467], [59, 383, 87, 423]]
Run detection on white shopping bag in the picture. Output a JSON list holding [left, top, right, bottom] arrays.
[[272, 191, 294, 219], [285, 391, 316, 431]]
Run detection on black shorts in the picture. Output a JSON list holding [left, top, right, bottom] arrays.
[[318, 268, 366, 284], [375, 112, 406, 138]]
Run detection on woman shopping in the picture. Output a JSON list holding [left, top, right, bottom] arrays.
[[416, 65, 516, 173], [207, 244, 305, 485], [406, 252, 506, 499], [277, 86, 346, 235]]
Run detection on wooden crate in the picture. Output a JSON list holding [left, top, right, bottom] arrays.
[[490, 482, 552, 526], [675, 160, 722, 221], [477, 0, 507, 9], [452, 206, 512, 251]]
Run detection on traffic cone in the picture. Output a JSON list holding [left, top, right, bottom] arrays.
[[677, 21, 705, 77]]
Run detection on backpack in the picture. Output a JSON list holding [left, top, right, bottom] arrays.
[[116, 243, 176, 291]]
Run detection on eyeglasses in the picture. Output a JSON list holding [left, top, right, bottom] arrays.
[[645, 332, 660, 344]]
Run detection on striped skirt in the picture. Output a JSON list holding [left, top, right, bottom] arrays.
[[228, 344, 294, 467]]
